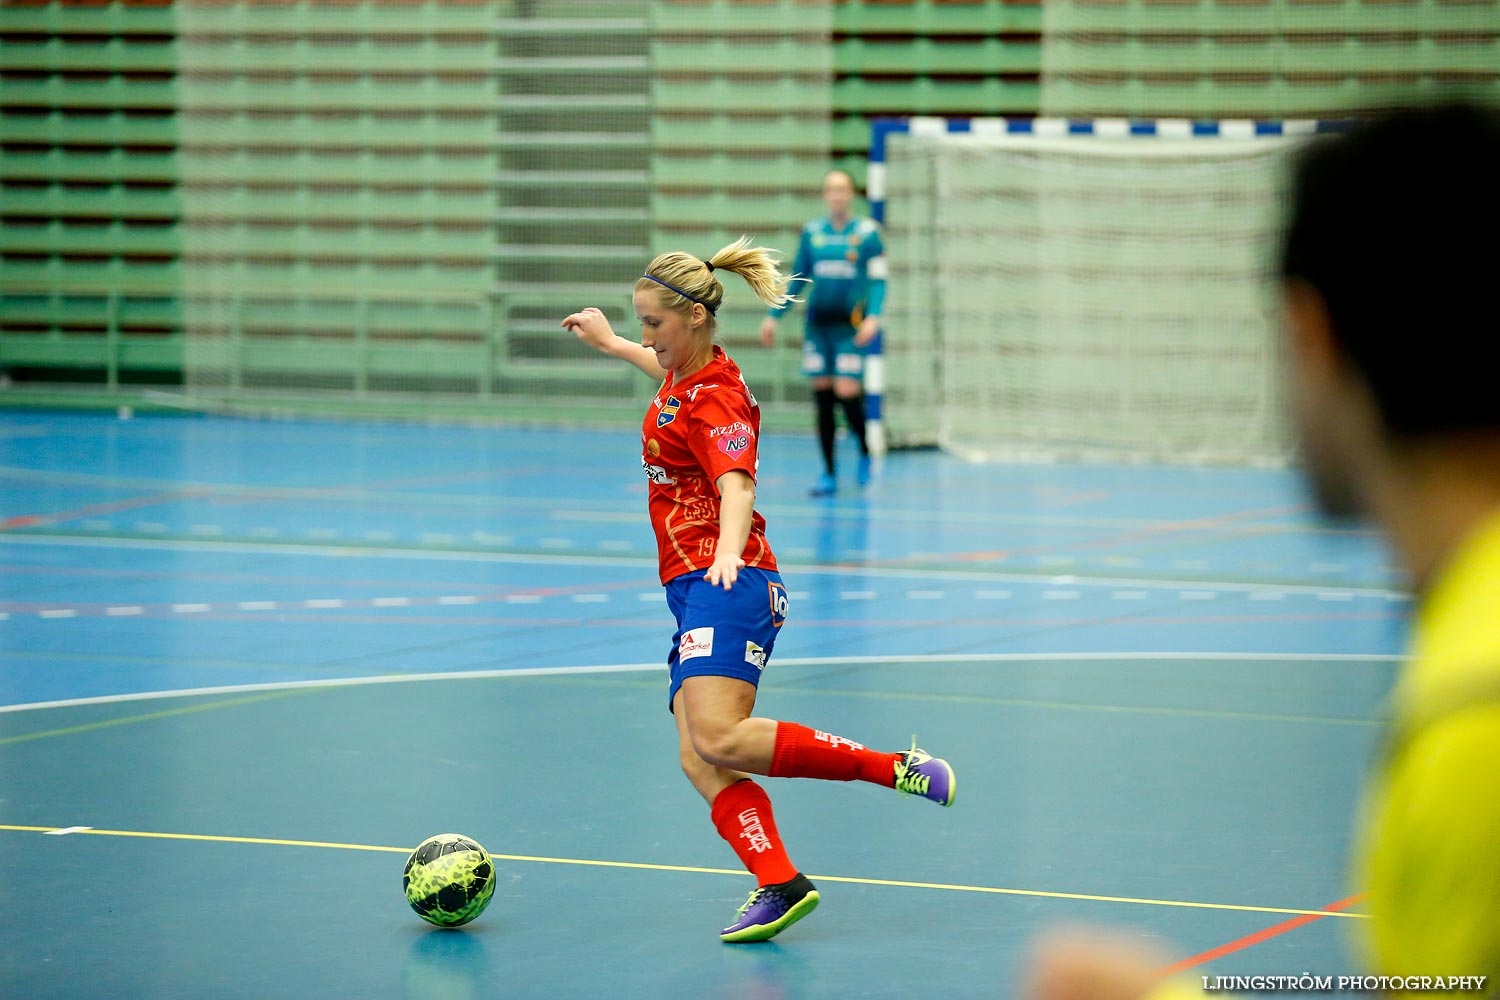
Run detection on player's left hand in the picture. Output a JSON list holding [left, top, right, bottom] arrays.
[[704, 552, 746, 590], [854, 316, 881, 347]]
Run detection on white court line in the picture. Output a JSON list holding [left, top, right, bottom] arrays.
[[371, 597, 409, 607], [0, 534, 1408, 598], [437, 595, 477, 605], [106, 606, 143, 616], [0, 651, 1402, 714]]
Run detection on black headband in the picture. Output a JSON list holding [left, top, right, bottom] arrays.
[[641, 273, 718, 314]]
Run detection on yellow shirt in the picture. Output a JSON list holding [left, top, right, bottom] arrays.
[[1358, 507, 1500, 982], [1144, 510, 1500, 1000]]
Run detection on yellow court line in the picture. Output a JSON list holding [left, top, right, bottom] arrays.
[[0, 823, 1368, 920]]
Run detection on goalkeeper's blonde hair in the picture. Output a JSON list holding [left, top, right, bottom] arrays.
[[637, 236, 799, 330]]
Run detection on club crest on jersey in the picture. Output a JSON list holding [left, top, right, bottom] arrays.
[[657, 395, 680, 427], [768, 582, 789, 628]]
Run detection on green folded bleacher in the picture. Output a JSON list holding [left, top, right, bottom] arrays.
[[6, 0, 1497, 418]]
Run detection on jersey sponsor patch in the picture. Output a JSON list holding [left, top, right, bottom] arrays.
[[745, 641, 767, 670], [643, 458, 675, 485], [716, 432, 752, 458], [813, 259, 858, 280], [768, 582, 789, 628], [657, 395, 680, 427], [646, 438, 661, 458], [679, 628, 714, 661]]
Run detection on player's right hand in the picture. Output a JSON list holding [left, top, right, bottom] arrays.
[[562, 308, 616, 352], [759, 317, 777, 348]]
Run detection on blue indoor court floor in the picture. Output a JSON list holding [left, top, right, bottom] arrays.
[[0, 409, 1406, 999]]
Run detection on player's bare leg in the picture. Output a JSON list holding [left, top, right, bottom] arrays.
[[673, 685, 818, 942], [678, 675, 955, 806]]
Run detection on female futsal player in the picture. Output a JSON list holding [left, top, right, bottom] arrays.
[[562, 237, 955, 943], [760, 170, 886, 496]]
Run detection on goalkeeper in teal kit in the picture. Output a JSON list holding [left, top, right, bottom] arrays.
[[760, 169, 887, 497]]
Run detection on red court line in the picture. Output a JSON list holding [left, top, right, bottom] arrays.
[[0, 490, 197, 531], [1159, 892, 1368, 976]]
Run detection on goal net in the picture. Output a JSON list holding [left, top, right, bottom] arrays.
[[881, 128, 1298, 466]]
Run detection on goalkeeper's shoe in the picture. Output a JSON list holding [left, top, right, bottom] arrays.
[[720, 874, 820, 943], [894, 741, 957, 807]]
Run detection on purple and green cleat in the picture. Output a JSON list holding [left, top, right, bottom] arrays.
[[720, 873, 820, 943], [894, 741, 957, 807]]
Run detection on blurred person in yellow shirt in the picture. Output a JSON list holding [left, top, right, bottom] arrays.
[[1024, 102, 1500, 1000]]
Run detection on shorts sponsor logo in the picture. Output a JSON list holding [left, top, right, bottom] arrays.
[[717, 433, 751, 458], [768, 582, 789, 628], [642, 459, 675, 485], [657, 395, 680, 428], [678, 627, 714, 661], [745, 641, 767, 670]]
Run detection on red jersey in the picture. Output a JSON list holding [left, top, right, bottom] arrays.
[[641, 346, 778, 584]]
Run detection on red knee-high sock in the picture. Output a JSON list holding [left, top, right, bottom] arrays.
[[711, 780, 799, 887], [767, 722, 900, 787]]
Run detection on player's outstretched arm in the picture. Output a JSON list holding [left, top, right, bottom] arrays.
[[704, 469, 755, 590], [562, 307, 667, 381]]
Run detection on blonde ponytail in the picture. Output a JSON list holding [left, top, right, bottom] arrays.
[[636, 236, 800, 329], [707, 236, 799, 311]]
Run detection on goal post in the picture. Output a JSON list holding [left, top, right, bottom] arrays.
[[870, 117, 1339, 466]]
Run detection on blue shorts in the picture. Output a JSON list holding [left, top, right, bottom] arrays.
[[802, 320, 864, 380], [664, 566, 789, 712]]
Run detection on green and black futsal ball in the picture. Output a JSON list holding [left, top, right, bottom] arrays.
[[403, 833, 496, 927]]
